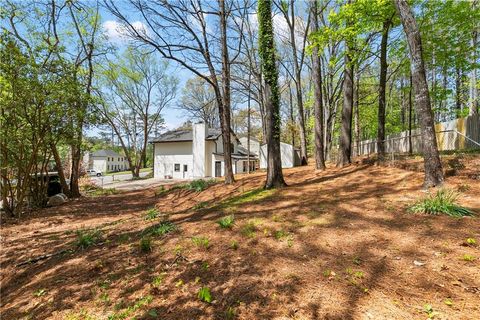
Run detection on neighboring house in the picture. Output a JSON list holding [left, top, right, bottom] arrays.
[[259, 142, 301, 169], [84, 150, 129, 173], [151, 122, 257, 180], [238, 136, 261, 157]]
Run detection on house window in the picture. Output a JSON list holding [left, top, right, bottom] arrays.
[[230, 143, 234, 153], [174, 164, 180, 172], [118, 157, 120, 161], [183, 164, 188, 172]]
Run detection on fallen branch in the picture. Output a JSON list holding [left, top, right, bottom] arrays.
[[16, 249, 71, 267]]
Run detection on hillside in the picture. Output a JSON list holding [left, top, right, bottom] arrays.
[[1, 157, 479, 320]]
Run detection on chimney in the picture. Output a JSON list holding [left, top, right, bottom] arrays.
[[192, 122, 207, 178]]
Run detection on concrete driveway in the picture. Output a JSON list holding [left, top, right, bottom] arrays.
[[98, 177, 187, 191], [91, 171, 150, 187]]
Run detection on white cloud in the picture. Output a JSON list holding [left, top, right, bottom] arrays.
[[102, 20, 149, 44]]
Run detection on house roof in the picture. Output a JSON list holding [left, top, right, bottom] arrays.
[[150, 128, 222, 143], [91, 149, 122, 157]]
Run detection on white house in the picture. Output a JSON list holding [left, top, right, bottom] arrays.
[[151, 123, 257, 179], [238, 136, 261, 157], [259, 142, 301, 169], [85, 150, 129, 173]]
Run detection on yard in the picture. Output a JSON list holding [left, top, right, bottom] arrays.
[[1, 155, 479, 320]]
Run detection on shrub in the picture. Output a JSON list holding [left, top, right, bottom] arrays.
[[187, 179, 216, 192], [144, 208, 159, 220], [76, 229, 102, 249], [408, 189, 474, 217], [197, 287, 212, 303], [217, 215, 235, 229], [140, 237, 152, 253]]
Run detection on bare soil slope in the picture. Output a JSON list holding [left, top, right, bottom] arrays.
[[1, 158, 479, 320]]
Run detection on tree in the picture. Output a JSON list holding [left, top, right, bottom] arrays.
[[105, 0, 245, 184], [258, 0, 286, 189], [277, 0, 310, 165], [179, 77, 219, 127], [310, 0, 325, 170], [99, 48, 178, 178], [394, 0, 443, 187]]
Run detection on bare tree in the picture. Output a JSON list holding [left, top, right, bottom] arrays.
[[105, 0, 247, 184], [394, 0, 443, 187], [310, 0, 325, 170], [179, 77, 219, 128]]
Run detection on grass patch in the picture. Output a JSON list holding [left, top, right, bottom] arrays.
[[217, 215, 235, 229], [193, 201, 210, 210], [76, 229, 102, 249], [241, 220, 259, 238], [408, 189, 474, 217], [219, 188, 276, 209], [108, 295, 153, 320], [142, 221, 177, 237], [144, 208, 159, 220], [191, 236, 210, 249]]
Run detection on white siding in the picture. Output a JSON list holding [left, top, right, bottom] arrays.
[[154, 142, 193, 179], [239, 137, 260, 156], [259, 142, 295, 169]]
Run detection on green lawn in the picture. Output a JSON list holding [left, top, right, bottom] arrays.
[[105, 168, 152, 176]]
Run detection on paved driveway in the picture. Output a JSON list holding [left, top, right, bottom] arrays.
[[91, 171, 150, 187], [98, 177, 188, 191]]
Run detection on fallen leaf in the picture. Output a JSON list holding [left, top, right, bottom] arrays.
[[413, 260, 426, 266]]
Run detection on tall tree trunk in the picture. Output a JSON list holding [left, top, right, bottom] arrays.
[[455, 64, 462, 113], [311, 1, 325, 170], [258, 0, 286, 189], [377, 19, 391, 160], [470, 0, 478, 115], [408, 74, 413, 154], [394, 0, 443, 187], [288, 80, 295, 146], [337, 43, 354, 167], [354, 70, 360, 157], [219, 0, 235, 184], [287, 1, 308, 165], [247, 73, 252, 174], [50, 142, 71, 197]]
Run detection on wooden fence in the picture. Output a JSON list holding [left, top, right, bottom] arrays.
[[352, 115, 480, 157]]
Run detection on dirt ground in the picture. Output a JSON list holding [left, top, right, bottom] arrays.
[[1, 155, 479, 320]]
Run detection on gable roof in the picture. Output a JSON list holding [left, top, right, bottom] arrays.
[[150, 128, 222, 143], [91, 149, 122, 157]]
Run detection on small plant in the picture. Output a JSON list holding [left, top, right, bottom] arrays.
[[143, 221, 177, 236], [144, 208, 159, 220], [193, 201, 209, 210], [187, 179, 216, 192], [197, 287, 212, 303], [192, 236, 210, 249], [152, 272, 167, 288], [225, 306, 236, 320], [76, 229, 102, 249], [217, 215, 235, 229], [423, 304, 439, 319], [466, 238, 477, 246], [201, 261, 210, 271], [230, 240, 239, 250], [241, 221, 257, 238], [33, 288, 47, 297], [274, 229, 288, 240], [408, 189, 474, 217], [140, 237, 152, 253], [444, 298, 453, 306], [462, 254, 476, 262]]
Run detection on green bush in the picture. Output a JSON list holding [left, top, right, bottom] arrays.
[[217, 215, 235, 229], [409, 189, 474, 217], [187, 179, 216, 192], [76, 229, 102, 249]]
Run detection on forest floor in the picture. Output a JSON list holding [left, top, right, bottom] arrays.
[[1, 153, 479, 320]]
